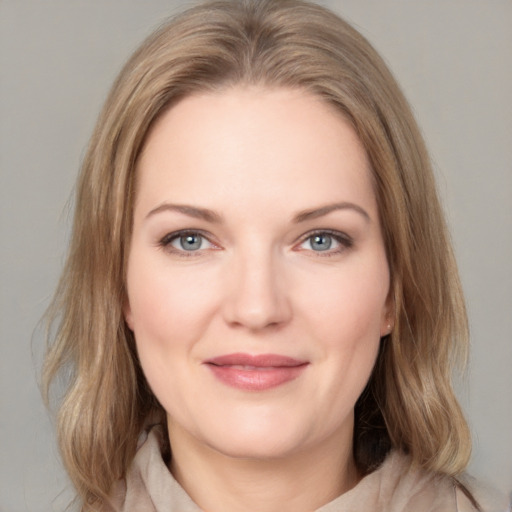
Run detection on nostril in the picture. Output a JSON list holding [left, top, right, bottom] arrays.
[[221, 255, 292, 329], [223, 290, 292, 330]]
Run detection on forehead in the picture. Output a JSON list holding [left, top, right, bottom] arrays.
[[135, 86, 377, 219]]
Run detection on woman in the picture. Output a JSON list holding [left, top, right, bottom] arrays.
[[42, 0, 491, 510]]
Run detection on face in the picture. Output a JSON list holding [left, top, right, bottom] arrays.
[[125, 87, 392, 461]]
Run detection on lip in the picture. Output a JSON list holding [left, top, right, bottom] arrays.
[[203, 353, 309, 391]]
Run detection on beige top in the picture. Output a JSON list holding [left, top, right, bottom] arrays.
[[106, 426, 505, 512]]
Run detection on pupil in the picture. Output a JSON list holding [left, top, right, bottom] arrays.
[[312, 234, 331, 251], [181, 234, 201, 250]]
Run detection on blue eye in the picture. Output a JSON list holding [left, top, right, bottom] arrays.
[[299, 231, 352, 254], [309, 234, 333, 251], [171, 233, 209, 251], [159, 231, 215, 254]]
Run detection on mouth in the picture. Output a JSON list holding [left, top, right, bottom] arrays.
[[203, 353, 309, 391]]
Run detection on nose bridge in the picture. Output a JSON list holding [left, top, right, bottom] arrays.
[[224, 240, 291, 330]]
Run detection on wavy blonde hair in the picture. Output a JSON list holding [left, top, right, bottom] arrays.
[[43, 0, 471, 508]]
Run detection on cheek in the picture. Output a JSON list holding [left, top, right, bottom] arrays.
[[307, 268, 386, 404], [126, 266, 180, 388], [126, 252, 216, 345], [299, 254, 389, 402], [125, 252, 225, 398], [304, 260, 389, 345], [125, 255, 213, 408]]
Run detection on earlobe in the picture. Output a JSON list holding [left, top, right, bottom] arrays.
[[381, 321, 393, 337], [123, 300, 134, 331], [380, 289, 395, 337], [380, 312, 394, 337]]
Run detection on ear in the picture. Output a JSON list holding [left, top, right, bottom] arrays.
[[380, 288, 395, 337], [123, 298, 134, 331]]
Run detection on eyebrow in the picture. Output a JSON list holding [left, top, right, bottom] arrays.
[[145, 203, 223, 223], [145, 201, 370, 224], [293, 202, 370, 223]]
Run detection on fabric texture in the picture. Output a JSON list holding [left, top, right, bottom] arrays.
[[106, 425, 505, 512]]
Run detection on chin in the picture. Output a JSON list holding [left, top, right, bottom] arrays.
[[195, 410, 316, 460], [206, 432, 306, 461]]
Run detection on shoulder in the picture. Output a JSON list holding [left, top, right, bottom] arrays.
[[456, 487, 480, 512], [380, 452, 510, 512], [319, 451, 464, 511], [455, 473, 510, 512], [370, 451, 479, 511], [104, 424, 200, 512]]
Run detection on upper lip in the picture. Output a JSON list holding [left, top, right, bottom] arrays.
[[204, 353, 308, 368]]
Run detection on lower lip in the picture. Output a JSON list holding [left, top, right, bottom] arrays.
[[206, 364, 308, 391]]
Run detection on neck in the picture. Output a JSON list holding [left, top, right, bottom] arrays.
[[167, 420, 360, 512]]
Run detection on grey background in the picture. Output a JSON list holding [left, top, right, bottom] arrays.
[[1, 1, 511, 510]]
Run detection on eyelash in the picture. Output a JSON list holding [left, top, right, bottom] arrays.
[[158, 229, 217, 257], [297, 229, 354, 257], [157, 229, 353, 257]]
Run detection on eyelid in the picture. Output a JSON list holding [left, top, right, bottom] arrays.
[[295, 229, 354, 255], [157, 228, 353, 257], [158, 229, 220, 256]]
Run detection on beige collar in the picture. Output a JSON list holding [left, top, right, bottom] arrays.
[[107, 425, 474, 512]]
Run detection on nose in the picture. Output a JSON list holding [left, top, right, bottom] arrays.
[[222, 246, 292, 331]]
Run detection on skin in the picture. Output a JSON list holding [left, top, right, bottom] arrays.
[[125, 86, 393, 512]]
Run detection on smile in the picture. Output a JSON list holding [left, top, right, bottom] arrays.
[[203, 353, 309, 391]]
